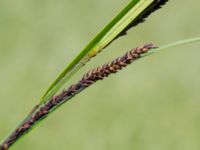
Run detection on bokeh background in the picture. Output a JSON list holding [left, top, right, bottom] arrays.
[[1, 0, 200, 150]]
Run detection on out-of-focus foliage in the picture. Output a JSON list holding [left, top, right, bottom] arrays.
[[0, 0, 200, 150]]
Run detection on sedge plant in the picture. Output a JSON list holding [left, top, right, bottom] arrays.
[[1, 0, 200, 149]]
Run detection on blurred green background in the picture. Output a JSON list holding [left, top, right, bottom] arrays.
[[1, 0, 200, 149]]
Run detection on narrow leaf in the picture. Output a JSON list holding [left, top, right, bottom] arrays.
[[41, 0, 169, 103]]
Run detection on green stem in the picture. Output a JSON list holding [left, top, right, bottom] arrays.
[[146, 37, 200, 56]]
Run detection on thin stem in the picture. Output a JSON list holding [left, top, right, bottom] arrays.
[[143, 37, 200, 56]]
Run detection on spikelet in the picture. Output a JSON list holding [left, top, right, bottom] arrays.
[[80, 43, 157, 86], [43, 44, 157, 112], [0, 44, 157, 150]]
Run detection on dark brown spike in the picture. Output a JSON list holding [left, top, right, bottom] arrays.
[[116, 0, 169, 39], [0, 44, 157, 150]]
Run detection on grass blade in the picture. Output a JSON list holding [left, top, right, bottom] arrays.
[[41, 0, 169, 103]]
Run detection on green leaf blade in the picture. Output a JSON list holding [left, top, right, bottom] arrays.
[[41, 0, 167, 103]]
